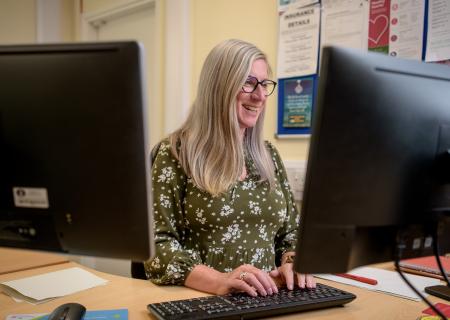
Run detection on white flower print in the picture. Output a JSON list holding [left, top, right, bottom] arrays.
[[275, 188, 283, 197], [295, 212, 301, 225], [166, 263, 182, 279], [219, 205, 234, 217], [248, 201, 262, 215], [158, 143, 170, 156], [210, 247, 224, 254], [277, 208, 287, 221], [242, 180, 257, 190], [221, 224, 241, 243], [150, 257, 161, 269], [284, 232, 296, 242], [250, 248, 264, 264], [159, 194, 171, 208], [169, 240, 181, 252], [258, 225, 269, 241], [158, 166, 175, 183], [195, 208, 207, 225]]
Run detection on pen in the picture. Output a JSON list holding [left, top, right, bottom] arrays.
[[335, 273, 378, 285]]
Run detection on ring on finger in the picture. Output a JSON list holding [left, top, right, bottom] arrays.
[[239, 271, 248, 281]]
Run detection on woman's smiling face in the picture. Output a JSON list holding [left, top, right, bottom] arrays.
[[236, 59, 268, 135]]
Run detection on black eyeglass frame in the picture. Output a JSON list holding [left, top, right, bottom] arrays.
[[242, 76, 277, 96]]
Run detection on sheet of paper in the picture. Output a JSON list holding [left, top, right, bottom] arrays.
[[0, 267, 108, 304], [5, 314, 46, 320], [321, 0, 369, 50], [389, 0, 425, 60], [277, 2, 321, 78], [278, 0, 317, 13], [315, 266, 441, 301], [425, 0, 450, 61]]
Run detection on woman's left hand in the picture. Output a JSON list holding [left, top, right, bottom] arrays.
[[269, 254, 316, 290]]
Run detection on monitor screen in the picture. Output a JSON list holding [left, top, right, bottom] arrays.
[[0, 41, 153, 261], [295, 46, 450, 274]]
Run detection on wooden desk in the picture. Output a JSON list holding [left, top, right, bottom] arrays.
[[0, 262, 446, 319], [0, 247, 69, 275]]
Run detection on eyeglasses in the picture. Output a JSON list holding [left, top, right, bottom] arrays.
[[242, 76, 277, 96]]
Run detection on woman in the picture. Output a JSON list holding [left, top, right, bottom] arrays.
[[145, 39, 315, 297]]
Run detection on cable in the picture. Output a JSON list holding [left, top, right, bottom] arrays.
[[432, 227, 450, 287], [395, 244, 446, 319]]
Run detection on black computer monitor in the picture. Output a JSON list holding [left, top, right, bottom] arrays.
[[295, 46, 450, 274], [0, 41, 153, 261]]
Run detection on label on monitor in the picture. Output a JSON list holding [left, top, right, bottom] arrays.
[[13, 187, 49, 209]]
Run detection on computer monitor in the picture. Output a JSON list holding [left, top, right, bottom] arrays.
[[0, 41, 153, 261], [295, 46, 450, 274]]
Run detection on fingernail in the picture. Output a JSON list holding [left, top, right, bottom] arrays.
[[268, 288, 273, 295], [288, 284, 293, 290], [273, 286, 279, 294]]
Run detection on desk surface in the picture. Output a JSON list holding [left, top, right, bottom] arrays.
[[0, 261, 446, 320], [0, 247, 69, 275]]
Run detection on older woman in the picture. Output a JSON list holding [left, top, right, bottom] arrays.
[[145, 39, 315, 297]]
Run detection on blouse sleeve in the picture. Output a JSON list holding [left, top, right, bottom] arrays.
[[266, 142, 301, 265], [144, 140, 202, 285]]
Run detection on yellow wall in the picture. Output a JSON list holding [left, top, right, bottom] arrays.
[[191, 0, 309, 161], [0, 0, 36, 44]]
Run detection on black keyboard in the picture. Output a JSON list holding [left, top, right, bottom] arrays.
[[147, 283, 356, 320]]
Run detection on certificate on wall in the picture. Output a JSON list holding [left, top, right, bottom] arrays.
[[282, 77, 313, 127]]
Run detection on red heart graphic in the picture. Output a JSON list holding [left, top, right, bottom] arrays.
[[369, 15, 389, 45]]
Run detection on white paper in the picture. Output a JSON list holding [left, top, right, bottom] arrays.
[[425, 0, 450, 61], [5, 314, 46, 320], [315, 266, 441, 301], [389, 0, 425, 60], [0, 267, 108, 304], [321, 0, 369, 50], [278, 0, 318, 13], [277, 3, 321, 78]]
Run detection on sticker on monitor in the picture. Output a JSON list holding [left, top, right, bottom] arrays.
[[13, 187, 49, 209]]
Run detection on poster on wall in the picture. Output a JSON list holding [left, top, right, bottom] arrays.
[[321, 0, 369, 51], [425, 0, 450, 62], [282, 77, 314, 128], [277, 76, 317, 136], [388, 0, 425, 60], [277, 2, 321, 79], [368, 0, 390, 54]]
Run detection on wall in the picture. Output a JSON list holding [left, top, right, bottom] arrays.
[[191, 0, 310, 161], [0, 0, 76, 44], [0, 0, 36, 44]]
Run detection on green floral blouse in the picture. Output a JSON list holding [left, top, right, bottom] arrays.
[[145, 139, 300, 285]]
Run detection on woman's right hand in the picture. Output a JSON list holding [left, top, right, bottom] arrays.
[[216, 264, 279, 296]]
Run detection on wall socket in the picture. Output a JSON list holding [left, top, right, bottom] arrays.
[[284, 160, 307, 201]]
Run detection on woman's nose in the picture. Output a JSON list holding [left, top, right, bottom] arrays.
[[251, 84, 266, 101]]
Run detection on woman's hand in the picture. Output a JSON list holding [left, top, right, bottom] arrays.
[[269, 253, 316, 290], [216, 264, 279, 296], [184, 264, 279, 297]]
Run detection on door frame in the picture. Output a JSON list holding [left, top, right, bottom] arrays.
[[79, 0, 191, 137]]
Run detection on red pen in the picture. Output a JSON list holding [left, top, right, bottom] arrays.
[[335, 273, 378, 285]]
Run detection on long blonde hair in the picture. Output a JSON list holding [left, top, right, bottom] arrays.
[[169, 39, 275, 196]]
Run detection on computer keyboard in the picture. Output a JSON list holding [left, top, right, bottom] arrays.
[[147, 283, 356, 320]]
